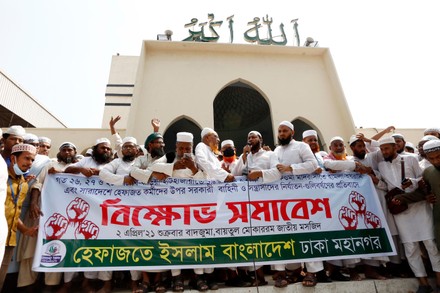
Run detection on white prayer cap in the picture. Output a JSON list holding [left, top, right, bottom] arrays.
[[95, 138, 111, 146], [12, 143, 37, 155], [5, 125, 25, 137], [279, 121, 294, 131], [59, 142, 76, 150], [302, 130, 317, 139], [248, 131, 262, 138], [221, 139, 234, 148], [348, 135, 361, 146], [201, 127, 217, 139], [378, 136, 396, 146], [122, 136, 137, 145], [405, 142, 415, 150], [423, 140, 440, 154], [23, 133, 39, 144], [329, 136, 344, 144], [424, 128, 440, 135], [86, 148, 93, 155], [176, 132, 193, 143], [420, 135, 439, 142], [39, 136, 51, 144], [392, 133, 405, 140]]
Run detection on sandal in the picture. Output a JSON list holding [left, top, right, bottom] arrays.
[[142, 282, 151, 293], [302, 272, 317, 287], [274, 276, 288, 288], [154, 282, 167, 293], [189, 276, 208, 292], [172, 276, 184, 292]]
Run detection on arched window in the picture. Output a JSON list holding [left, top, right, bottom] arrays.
[[214, 81, 273, 153], [163, 117, 202, 154]]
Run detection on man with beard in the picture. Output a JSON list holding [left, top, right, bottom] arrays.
[[64, 138, 113, 292], [302, 130, 325, 172], [38, 137, 52, 156], [100, 137, 138, 185], [99, 137, 141, 292], [232, 131, 280, 182], [130, 132, 168, 183], [1, 125, 25, 166], [271, 121, 318, 288], [391, 134, 417, 157], [20, 142, 78, 292], [65, 138, 112, 177], [348, 135, 392, 280], [378, 137, 440, 293], [149, 132, 209, 292], [195, 128, 234, 183]]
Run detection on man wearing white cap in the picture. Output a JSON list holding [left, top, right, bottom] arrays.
[[417, 135, 440, 170], [1, 125, 25, 166], [378, 136, 440, 293], [271, 121, 318, 287], [323, 136, 365, 173], [220, 140, 238, 173], [16, 142, 78, 291], [195, 128, 234, 183], [64, 138, 113, 292], [0, 144, 38, 290], [38, 136, 52, 156], [16, 135, 51, 290], [65, 138, 112, 177], [100, 137, 139, 186], [233, 131, 280, 182], [150, 132, 210, 292], [302, 130, 326, 172]]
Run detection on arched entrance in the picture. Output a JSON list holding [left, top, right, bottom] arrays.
[[214, 81, 273, 154], [163, 117, 202, 153]]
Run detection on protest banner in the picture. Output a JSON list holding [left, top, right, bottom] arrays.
[[33, 172, 395, 272]]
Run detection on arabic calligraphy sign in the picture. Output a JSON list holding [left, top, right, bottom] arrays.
[[182, 14, 303, 46]]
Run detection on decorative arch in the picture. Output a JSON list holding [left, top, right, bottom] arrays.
[[214, 80, 274, 153], [163, 116, 202, 153], [291, 117, 326, 151]]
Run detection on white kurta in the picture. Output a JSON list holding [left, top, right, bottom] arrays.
[[70, 156, 107, 170], [232, 148, 281, 183], [323, 155, 356, 171], [149, 156, 206, 179], [130, 153, 166, 184], [274, 140, 318, 175], [378, 154, 432, 243], [100, 158, 135, 185], [195, 143, 229, 181]]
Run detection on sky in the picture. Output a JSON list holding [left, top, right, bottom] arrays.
[[1, 0, 439, 129]]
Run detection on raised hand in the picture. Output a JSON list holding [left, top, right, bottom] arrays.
[[338, 206, 358, 230], [349, 191, 366, 215]]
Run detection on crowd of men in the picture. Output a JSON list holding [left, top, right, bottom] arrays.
[[1, 116, 440, 293]]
